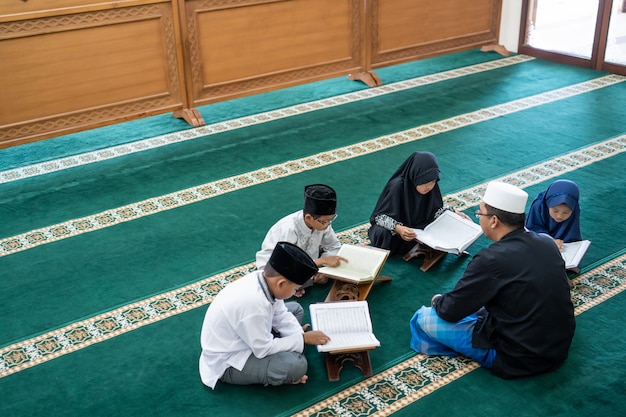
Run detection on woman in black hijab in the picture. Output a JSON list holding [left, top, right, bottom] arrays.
[[368, 152, 445, 255]]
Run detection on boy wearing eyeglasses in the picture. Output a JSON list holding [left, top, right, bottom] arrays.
[[255, 184, 347, 299]]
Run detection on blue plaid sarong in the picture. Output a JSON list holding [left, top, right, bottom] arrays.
[[409, 306, 496, 368]]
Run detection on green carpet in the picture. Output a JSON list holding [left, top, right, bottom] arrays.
[[1, 49, 625, 417]]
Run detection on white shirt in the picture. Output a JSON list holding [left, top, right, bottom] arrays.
[[198, 271, 304, 389], [255, 210, 342, 269]]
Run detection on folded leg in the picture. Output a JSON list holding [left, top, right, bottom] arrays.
[[410, 306, 495, 367]]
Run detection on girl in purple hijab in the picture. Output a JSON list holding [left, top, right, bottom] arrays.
[[525, 179, 582, 249]]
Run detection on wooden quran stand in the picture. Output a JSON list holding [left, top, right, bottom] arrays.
[[321, 272, 390, 381], [324, 274, 392, 303], [325, 349, 374, 382], [403, 241, 447, 272]]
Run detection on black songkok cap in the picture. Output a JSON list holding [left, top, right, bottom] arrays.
[[268, 242, 319, 286], [304, 184, 337, 216]]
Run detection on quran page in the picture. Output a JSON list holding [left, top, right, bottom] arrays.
[[561, 240, 591, 269], [411, 210, 483, 255], [317, 244, 390, 283], [309, 301, 380, 353]]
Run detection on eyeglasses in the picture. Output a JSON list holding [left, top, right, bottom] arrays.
[[314, 214, 338, 226], [474, 210, 496, 219]]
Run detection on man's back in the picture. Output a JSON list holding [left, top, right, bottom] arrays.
[[475, 229, 576, 378]]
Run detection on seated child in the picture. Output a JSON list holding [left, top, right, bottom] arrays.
[[368, 151, 469, 256], [525, 179, 582, 250], [199, 242, 330, 389], [256, 184, 347, 294]]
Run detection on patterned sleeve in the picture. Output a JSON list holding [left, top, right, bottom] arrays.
[[374, 214, 402, 234], [434, 206, 455, 219]]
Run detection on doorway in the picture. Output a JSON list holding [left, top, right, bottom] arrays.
[[519, 0, 626, 75]]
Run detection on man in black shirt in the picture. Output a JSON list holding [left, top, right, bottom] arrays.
[[409, 181, 575, 379]]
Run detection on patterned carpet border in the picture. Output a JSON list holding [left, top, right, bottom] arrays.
[[0, 55, 535, 185], [2, 150, 626, 377], [1, 77, 624, 258], [291, 355, 481, 417]]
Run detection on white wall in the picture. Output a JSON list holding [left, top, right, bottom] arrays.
[[499, 0, 523, 53]]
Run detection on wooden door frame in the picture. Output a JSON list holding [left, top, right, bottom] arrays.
[[518, 0, 625, 75]]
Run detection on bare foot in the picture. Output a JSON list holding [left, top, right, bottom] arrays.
[[292, 375, 308, 384]]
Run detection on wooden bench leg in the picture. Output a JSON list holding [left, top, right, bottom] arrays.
[[347, 71, 383, 87], [480, 44, 510, 56], [325, 351, 373, 381], [172, 108, 205, 127]]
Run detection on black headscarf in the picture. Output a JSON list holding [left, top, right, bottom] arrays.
[[369, 152, 443, 229]]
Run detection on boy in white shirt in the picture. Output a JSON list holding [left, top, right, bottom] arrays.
[[256, 184, 346, 298], [199, 242, 330, 389]]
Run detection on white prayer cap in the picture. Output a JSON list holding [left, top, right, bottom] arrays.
[[482, 182, 528, 214]]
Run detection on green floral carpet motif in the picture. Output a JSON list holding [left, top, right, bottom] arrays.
[[1, 49, 625, 417]]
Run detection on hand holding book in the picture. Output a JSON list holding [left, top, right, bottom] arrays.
[[411, 210, 483, 255], [395, 224, 417, 241], [317, 244, 390, 284], [560, 240, 591, 269]]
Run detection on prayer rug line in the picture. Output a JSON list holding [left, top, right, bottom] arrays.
[[290, 355, 481, 417], [1, 143, 625, 378], [288, 254, 626, 417], [1, 75, 624, 258], [0, 55, 535, 185]]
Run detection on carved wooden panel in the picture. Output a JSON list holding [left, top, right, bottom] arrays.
[[183, 0, 363, 105], [370, 0, 502, 67], [0, 0, 157, 18], [0, 0, 503, 147], [0, 3, 184, 147]]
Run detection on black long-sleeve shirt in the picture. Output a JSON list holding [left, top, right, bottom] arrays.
[[433, 228, 576, 379]]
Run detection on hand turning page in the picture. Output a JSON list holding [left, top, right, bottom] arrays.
[[411, 210, 483, 255], [317, 244, 390, 283]]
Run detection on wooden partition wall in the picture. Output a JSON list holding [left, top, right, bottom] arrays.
[[371, 0, 502, 67], [0, 0, 187, 147], [0, 0, 501, 148], [181, 0, 364, 107]]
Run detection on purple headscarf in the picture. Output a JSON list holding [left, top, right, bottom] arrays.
[[525, 179, 582, 242]]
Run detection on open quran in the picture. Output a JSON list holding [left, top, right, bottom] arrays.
[[561, 240, 591, 269], [309, 301, 380, 353], [411, 210, 483, 255], [317, 244, 390, 284]]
